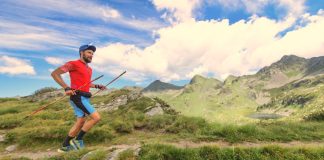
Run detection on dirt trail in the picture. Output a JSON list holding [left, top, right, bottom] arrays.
[[1, 141, 323, 160]]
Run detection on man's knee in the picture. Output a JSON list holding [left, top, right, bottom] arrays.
[[93, 115, 101, 123], [92, 113, 101, 123]]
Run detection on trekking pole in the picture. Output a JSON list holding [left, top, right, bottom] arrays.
[[24, 75, 104, 119], [92, 71, 126, 97]]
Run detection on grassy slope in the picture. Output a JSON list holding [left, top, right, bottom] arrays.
[[257, 75, 324, 120], [1, 88, 324, 160], [153, 76, 258, 124]]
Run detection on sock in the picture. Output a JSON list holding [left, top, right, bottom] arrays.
[[63, 135, 74, 147], [76, 130, 87, 140]]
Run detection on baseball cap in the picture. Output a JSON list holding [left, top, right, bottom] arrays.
[[79, 44, 96, 53]]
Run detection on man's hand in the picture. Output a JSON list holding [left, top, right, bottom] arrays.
[[96, 84, 107, 90], [64, 87, 76, 96], [65, 90, 76, 96]]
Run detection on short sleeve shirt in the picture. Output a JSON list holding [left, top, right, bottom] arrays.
[[60, 60, 92, 92]]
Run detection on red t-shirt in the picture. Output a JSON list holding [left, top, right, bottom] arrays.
[[60, 60, 92, 92]]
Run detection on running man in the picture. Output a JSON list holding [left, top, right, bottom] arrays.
[[51, 44, 106, 152]]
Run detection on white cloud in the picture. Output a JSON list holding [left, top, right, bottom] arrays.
[[13, 0, 121, 20], [92, 12, 324, 82], [45, 57, 65, 66], [213, 0, 306, 17], [0, 19, 79, 50], [277, 0, 305, 17], [152, 0, 202, 23], [0, 0, 165, 51], [151, 0, 306, 24], [0, 56, 36, 75], [4, 0, 164, 32]]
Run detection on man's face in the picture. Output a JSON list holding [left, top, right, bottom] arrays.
[[81, 50, 94, 63]]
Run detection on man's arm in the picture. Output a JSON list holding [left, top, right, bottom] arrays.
[[51, 68, 75, 95]]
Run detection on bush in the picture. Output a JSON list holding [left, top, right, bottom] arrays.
[[87, 125, 115, 143], [145, 114, 175, 130], [7, 126, 69, 146], [166, 116, 207, 134], [117, 149, 136, 160], [0, 98, 19, 103], [304, 110, 324, 121], [0, 108, 19, 115], [33, 87, 57, 96], [0, 114, 23, 129], [112, 120, 133, 134]]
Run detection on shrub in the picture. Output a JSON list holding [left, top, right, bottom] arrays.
[[304, 110, 324, 121], [112, 120, 133, 134], [166, 116, 207, 134], [145, 114, 175, 130], [33, 87, 57, 96]]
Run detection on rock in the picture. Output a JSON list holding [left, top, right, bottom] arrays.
[[127, 90, 143, 101], [97, 95, 128, 111], [133, 147, 141, 156], [0, 134, 4, 142], [30, 90, 65, 102], [106, 148, 128, 160], [81, 150, 100, 160], [5, 144, 17, 152], [146, 103, 164, 116]]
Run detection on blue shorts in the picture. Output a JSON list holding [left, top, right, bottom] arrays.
[[70, 95, 96, 118]]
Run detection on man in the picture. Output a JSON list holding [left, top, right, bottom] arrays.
[[51, 44, 106, 152]]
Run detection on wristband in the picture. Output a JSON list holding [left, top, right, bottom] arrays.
[[64, 87, 72, 92]]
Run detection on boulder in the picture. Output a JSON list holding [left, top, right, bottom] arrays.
[[5, 144, 17, 152], [146, 103, 164, 116]]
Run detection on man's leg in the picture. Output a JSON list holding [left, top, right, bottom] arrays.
[[75, 112, 100, 141], [69, 117, 86, 136], [70, 96, 99, 149], [62, 117, 86, 147], [81, 111, 101, 132]]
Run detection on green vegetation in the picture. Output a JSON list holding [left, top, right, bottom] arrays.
[[139, 144, 324, 160], [32, 87, 58, 96], [118, 149, 136, 160]]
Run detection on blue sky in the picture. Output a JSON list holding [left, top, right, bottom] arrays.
[[0, 0, 324, 97]]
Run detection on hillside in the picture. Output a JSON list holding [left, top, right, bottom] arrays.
[[146, 55, 324, 122], [1, 84, 324, 159]]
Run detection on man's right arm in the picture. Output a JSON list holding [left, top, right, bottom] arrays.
[[51, 68, 75, 95]]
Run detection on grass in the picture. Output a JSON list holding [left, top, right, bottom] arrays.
[[0, 87, 324, 159], [1, 95, 324, 150], [118, 149, 136, 160], [139, 144, 324, 160]]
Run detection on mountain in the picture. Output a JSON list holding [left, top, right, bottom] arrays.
[[146, 55, 324, 122], [143, 80, 183, 92], [257, 74, 324, 119], [183, 75, 222, 93]]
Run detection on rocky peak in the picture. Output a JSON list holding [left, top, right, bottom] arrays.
[[143, 80, 183, 92]]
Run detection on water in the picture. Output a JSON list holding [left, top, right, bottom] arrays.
[[248, 113, 284, 120]]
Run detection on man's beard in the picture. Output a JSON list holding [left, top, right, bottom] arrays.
[[83, 55, 92, 63]]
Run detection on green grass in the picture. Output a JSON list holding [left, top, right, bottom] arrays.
[[118, 149, 136, 160], [1, 88, 324, 157], [139, 144, 324, 160]]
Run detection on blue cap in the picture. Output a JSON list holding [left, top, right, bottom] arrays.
[[79, 44, 96, 53]]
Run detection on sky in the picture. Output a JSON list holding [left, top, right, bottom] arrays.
[[0, 0, 324, 97]]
